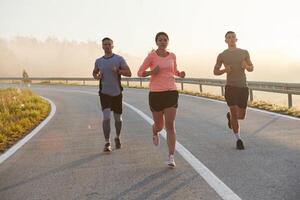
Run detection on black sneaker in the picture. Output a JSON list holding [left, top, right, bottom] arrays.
[[103, 143, 112, 153], [226, 112, 232, 129], [236, 139, 245, 150], [114, 137, 122, 149]]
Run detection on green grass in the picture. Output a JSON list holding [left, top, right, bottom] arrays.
[[249, 100, 300, 118], [38, 81, 81, 86], [0, 88, 50, 153]]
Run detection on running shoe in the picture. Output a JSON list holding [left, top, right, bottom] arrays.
[[103, 142, 112, 153], [114, 137, 122, 149], [236, 139, 245, 150], [167, 154, 176, 168]]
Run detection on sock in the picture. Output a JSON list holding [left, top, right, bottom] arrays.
[[234, 133, 241, 140]]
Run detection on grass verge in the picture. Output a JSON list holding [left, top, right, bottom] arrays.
[[125, 85, 300, 118], [0, 88, 50, 153]]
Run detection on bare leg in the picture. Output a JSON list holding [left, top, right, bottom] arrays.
[[237, 107, 247, 120], [229, 106, 245, 150], [152, 111, 164, 145], [229, 106, 239, 134], [164, 107, 177, 155]]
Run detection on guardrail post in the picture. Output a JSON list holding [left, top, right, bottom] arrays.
[[181, 82, 184, 91], [288, 94, 293, 108], [199, 84, 203, 93], [140, 79, 142, 87], [221, 86, 225, 96], [127, 80, 129, 87], [249, 89, 253, 102]]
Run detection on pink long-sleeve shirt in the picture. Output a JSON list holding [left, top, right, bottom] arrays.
[[137, 51, 180, 92]]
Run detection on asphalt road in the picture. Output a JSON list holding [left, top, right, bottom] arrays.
[[0, 84, 299, 200]]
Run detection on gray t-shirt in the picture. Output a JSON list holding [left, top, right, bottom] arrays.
[[217, 48, 250, 87], [95, 54, 128, 96]]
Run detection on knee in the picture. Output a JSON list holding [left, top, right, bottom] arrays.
[[165, 121, 175, 132], [102, 118, 110, 124], [103, 109, 111, 121], [113, 113, 122, 122]]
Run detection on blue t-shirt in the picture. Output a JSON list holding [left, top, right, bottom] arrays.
[[95, 54, 128, 96]]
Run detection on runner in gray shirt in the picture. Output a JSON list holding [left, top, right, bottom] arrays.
[[93, 37, 132, 153], [214, 31, 254, 150]]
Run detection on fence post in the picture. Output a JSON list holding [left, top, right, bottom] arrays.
[[249, 89, 253, 102], [181, 82, 184, 91], [199, 84, 203, 93], [127, 80, 129, 87], [288, 94, 293, 108], [83, 80, 85, 85], [221, 86, 225, 96], [140, 79, 142, 87]]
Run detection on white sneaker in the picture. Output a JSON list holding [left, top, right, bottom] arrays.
[[167, 154, 176, 168]]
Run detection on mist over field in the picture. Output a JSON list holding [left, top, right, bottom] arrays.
[[0, 37, 299, 84]]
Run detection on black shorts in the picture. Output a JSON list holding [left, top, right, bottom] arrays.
[[149, 90, 179, 112], [225, 85, 249, 109], [99, 92, 123, 114]]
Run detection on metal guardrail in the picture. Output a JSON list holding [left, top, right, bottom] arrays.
[[1, 77, 300, 108]]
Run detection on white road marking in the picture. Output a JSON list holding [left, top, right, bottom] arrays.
[[0, 97, 56, 164], [32, 88, 242, 199], [123, 101, 242, 200], [181, 93, 300, 121], [3, 86, 297, 199]]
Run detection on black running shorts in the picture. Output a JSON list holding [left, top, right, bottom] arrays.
[[224, 85, 249, 109], [149, 90, 179, 112], [99, 92, 123, 114]]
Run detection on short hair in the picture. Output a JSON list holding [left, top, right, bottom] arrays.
[[155, 32, 169, 42], [225, 31, 235, 37], [102, 37, 113, 43]]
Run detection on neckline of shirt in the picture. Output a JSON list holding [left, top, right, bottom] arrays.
[[154, 51, 171, 58], [102, 54, 115, 59]]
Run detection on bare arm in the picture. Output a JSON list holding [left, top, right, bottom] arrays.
[[116, 66, 132, 77], [213, 54, 228, 76], [173, 54, 185, 78], [243, 58, 254, 72], [214, 62, 227, 76], [92, 64, 101, 80], [242, 51, 254, 72]]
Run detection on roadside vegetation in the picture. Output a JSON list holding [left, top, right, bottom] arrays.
[[0, 88, 50, 152]]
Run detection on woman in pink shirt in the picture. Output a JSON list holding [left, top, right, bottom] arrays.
[[137, 32, 185, 168]]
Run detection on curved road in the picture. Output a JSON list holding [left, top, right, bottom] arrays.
[[0, 84, 299, 200]]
